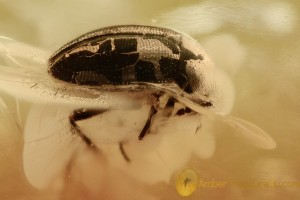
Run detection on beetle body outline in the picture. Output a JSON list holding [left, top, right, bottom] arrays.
[[49, 25, 216, 110]]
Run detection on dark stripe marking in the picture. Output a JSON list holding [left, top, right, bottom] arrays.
[[135, 60, 157, 82], [97, 39, 112, 54], [159, 57, 180, 79], [114, 38, 138, 53]]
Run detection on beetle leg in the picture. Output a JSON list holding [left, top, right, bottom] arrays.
[[175, 107, 193, 116], [69, 109, 131, 162], [138, 93, 162, 140], [138, 105, 158, 140], [139, 94, 189, 140], [69, 109, 107, 148]]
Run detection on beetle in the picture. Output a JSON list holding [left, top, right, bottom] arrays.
[[48, 25, 218, 144], [0, 25, 276, 159]]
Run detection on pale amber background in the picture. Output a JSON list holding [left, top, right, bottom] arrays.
[[0, 0, 300, 199]]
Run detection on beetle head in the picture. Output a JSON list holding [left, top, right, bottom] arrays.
[[184, 54, 234, 116]]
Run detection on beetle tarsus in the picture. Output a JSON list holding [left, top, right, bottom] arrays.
[[119, 143, 130, 162]]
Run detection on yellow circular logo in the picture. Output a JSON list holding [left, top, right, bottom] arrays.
[[176, 169, 198, 197]]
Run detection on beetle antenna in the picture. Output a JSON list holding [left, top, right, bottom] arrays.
[[220, 115, 276, 149]]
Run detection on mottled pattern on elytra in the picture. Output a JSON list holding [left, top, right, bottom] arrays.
[[48, 25, 203, 93]]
